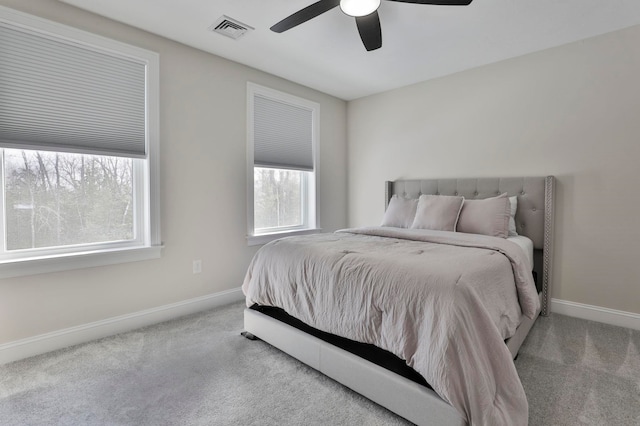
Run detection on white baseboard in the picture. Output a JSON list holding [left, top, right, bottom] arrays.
[[0, 287, 244, 365], [5, 292, 636, 365], [551, 298, 640, 331]]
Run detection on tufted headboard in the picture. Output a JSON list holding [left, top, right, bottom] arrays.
[[385, 176, 555, 316]]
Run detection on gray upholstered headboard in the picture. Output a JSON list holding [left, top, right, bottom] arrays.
[[385, 176, 555, 316]]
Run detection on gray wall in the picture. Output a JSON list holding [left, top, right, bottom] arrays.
[[347, 25, 640, 315], [0, 0, 347, 344]]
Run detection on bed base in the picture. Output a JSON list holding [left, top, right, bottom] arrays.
[[507, 300, 541, 358], [244, 308, 465, 426], [244, 292, 541, 426]]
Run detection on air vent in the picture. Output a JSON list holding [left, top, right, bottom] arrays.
[[208, 16, 254, 40]]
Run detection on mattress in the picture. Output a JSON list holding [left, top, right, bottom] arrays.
[[507, 235, 534, 270]]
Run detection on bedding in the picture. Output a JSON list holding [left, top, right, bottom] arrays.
[[411, 194, 464, 232], [456, 193, 511, 238], [243, 227, 539, 426], [507, 235, 534, 271], [508, 196, 518, 236], [381, 194, 418, 228]]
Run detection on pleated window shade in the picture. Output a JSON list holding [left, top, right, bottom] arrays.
[[253, 94, 314, 171], [0, 22, 147, 158]]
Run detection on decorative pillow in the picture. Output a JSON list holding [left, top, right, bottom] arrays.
[[381, 195, 418, 228], [410, 195, 464, 232], [456, 193, 510, 238], [508, 196, 518, 236]]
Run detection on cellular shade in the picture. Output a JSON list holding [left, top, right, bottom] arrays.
[[0, 22, 147, 158], [253, 94, 314, 171]]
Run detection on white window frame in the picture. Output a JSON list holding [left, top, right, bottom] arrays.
[[246, 83, 320, 246], [0, 6, 161, 278]]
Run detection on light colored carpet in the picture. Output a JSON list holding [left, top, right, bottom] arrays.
[[515, 313, 640, 425], [1, 302, 639, 425]]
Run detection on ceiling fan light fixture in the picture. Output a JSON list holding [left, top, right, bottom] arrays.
[[339, 0, 381, 17]]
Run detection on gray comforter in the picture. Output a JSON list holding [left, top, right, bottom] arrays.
[[242, 227, 540, 425]]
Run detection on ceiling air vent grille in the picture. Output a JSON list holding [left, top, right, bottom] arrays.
[[209, 16, 254, 40]]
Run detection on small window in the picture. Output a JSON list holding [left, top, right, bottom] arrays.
[[247, 84, 319, 245], [254, 167, 309, 232], [0, 8, 160, 277]]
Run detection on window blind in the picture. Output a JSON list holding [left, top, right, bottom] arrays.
[[0, 22, 147, 158], [253, 94, 314, 171]]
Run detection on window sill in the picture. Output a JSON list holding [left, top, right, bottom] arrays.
[[0, 245, 163, 279], [247, 228, 322, 246]]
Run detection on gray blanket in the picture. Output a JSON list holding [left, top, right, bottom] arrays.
[[242, 227, 540, 425]]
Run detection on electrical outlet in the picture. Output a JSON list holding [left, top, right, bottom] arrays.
[[192, 260, 202, 274]]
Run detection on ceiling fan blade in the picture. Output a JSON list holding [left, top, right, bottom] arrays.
[[355, 11, 382, 51], [386, 0, 472, 5], [270, 0, 341, 33]]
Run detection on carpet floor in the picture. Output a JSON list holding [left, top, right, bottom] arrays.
[[1, 302, 639, 425]]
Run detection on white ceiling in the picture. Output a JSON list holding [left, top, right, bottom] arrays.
[[59, 0, 640, 100]]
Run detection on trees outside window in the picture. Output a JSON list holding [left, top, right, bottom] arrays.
[[254, 167, 305, 232], [3, 149, 135, 251]]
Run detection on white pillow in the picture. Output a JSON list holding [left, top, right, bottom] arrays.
[[508, 196, 518, 236], [381, 195, 418, 228]]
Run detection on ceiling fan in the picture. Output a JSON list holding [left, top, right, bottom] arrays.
[[270, 0, 473, 52]]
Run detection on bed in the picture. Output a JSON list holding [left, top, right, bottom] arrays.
[[242, 176, 555, 426]]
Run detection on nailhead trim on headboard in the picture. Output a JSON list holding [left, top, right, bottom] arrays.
[[541, 176, 555, 316]]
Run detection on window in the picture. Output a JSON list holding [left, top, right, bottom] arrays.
[[2, 149, 139, 253], [247, 83, 319, 245], [254, 167, 307, 232], [0, 7, 160, 278]]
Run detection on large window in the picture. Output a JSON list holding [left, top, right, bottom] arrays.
[[0, 7, 160, 277], [2, 149, 140, 253], [247, 83, 319, 245]]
